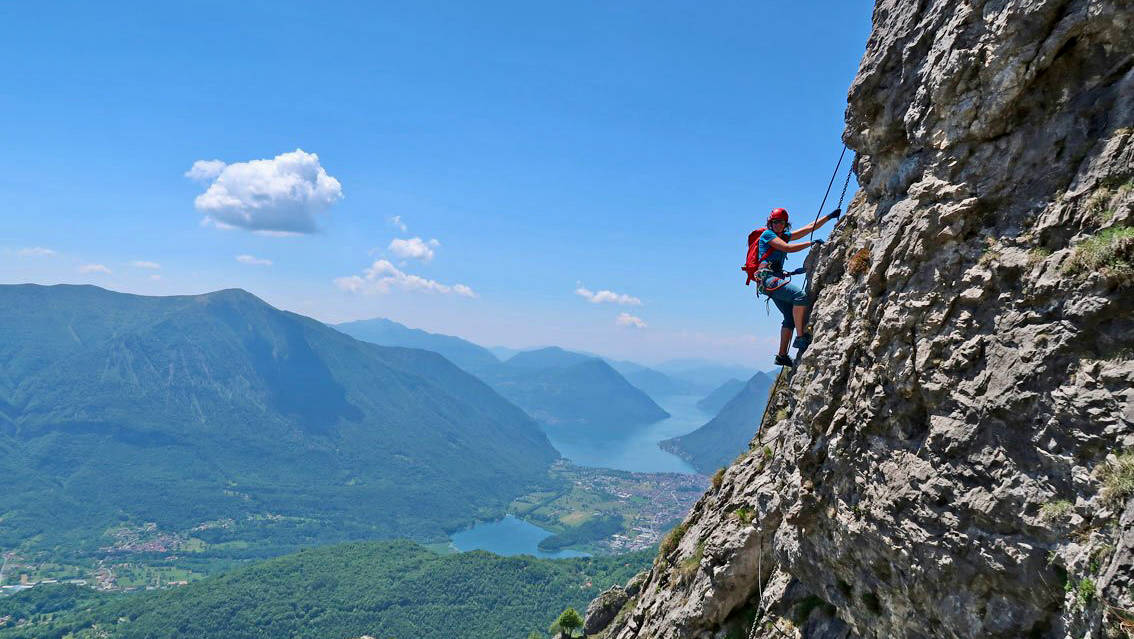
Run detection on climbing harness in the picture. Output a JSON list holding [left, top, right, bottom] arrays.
[[744, 145, 855, 296], [742, 227, 795, 299]]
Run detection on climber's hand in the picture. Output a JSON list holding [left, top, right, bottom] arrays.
[[811, 239, 825, 248], [828, 208, 841, 220], [789, 267, 807, 276]]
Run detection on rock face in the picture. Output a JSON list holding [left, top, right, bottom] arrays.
[[586, 586, 630, 636], [588, 1, 1133, 637]]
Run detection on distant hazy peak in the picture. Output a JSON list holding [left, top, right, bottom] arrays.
[[503, 346, 596, 369]]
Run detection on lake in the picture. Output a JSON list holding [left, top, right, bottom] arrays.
[[448, 395, 710, 556], [449, 515, 590, 558], [540, 394, 708, 474]]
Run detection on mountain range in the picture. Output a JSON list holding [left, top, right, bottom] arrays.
[[337, 320, 670, 426], [0, 284, 558, 552], [694, 378, 746, 414], [659, 371, 775, 473], [335, 317, 501, 373]]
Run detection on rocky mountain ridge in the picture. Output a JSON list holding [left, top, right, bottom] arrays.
[[587, 0, 1133, 637]]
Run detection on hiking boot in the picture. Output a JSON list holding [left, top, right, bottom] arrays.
[[774, 354, 794, 367], [792, 333, 812, 350]]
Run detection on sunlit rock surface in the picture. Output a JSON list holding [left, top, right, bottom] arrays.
[[588, 0, 1133, 636]]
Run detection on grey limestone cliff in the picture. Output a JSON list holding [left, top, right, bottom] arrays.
[[587, 0, 1133, 637]]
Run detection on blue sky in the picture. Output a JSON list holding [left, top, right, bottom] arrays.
[[1, 1, 872, 366]]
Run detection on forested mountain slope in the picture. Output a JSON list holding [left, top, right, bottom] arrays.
[[0, 285, 558, 552], [694, 378, 746, 414], [485, 349, 670, 426], [659, 372, 774, 474], [0, 541, 650, 639]]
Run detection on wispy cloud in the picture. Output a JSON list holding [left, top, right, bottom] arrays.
[[388, 237, 440, 262], [187, 149, 343, 234], [184, 159, 226, 181], [78, 263, 111, 274], [236, 254, 273, 266], [615, 312, 647, 329], [17, 247, 56, 257], [130, 260, 161, 270], [388, 215, 408, 232], [335, 259, 475, 297], [149, 274, 162, 281], [575, 285, 642, 306]]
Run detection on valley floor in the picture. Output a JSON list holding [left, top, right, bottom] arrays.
[[1, 461, 706, 595], [509, 460, 708, 553]]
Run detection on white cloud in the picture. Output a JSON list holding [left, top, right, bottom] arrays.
[[79, 264, 111, 274], [188, 149, 343, 234], [389, 215, 408, 232], [17, 247, 56, 257], [236, 254, 273, 266], [616, 312, 648, 329], [334, 259, 476, 297], [184, 159, 227, 181], [388, 237, 440, 262], [575, 285, 642, 306], [130, 260, 161, 270]]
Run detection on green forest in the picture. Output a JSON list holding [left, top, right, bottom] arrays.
[[0, 285, 559, 556], [0, 541, 650, 639]]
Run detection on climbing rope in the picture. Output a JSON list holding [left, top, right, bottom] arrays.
[[742, 146, 858, 639], [808, 145, 848, 246], [803, 147, 856, 295]]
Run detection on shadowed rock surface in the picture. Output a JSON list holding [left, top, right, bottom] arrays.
[[587, 0, 1133, 637]]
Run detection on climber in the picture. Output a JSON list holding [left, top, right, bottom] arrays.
[[743, 207, 840, 367]]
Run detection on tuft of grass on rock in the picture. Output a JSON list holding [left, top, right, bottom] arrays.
[[1085, 187, 1113, 218], [658, 521, 688, 561], [678, 541, 704, 579], [733, 507, 754, 525], [711, 467, 726, 490], [1039, 500, 1074, 522], [1028, 246, 1052, 264], [1100, 452, 1134, 505], [1064, 226, 1134, 287]]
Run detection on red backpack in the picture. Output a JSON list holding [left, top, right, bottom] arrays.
[[742, 228, 774, 286]]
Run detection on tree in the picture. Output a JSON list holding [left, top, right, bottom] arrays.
[[549, 607, 584, 638]]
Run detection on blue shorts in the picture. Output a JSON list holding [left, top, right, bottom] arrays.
[[763, 278, 808, 329]]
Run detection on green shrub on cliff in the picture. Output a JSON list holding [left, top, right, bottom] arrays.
[[1064, 226, 1134, 286], [657, 521, 689, 561]]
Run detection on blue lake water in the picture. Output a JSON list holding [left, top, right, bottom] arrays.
[[540, 394, 708, 474], [449, 515, 590, 558], [448, 395, 711, 556]]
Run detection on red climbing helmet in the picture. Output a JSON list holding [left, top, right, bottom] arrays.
[[768, 208, 789, 224]]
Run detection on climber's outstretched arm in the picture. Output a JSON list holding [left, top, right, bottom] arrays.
[[789, 209, 841, 241], [767, 236, 816, 253]]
